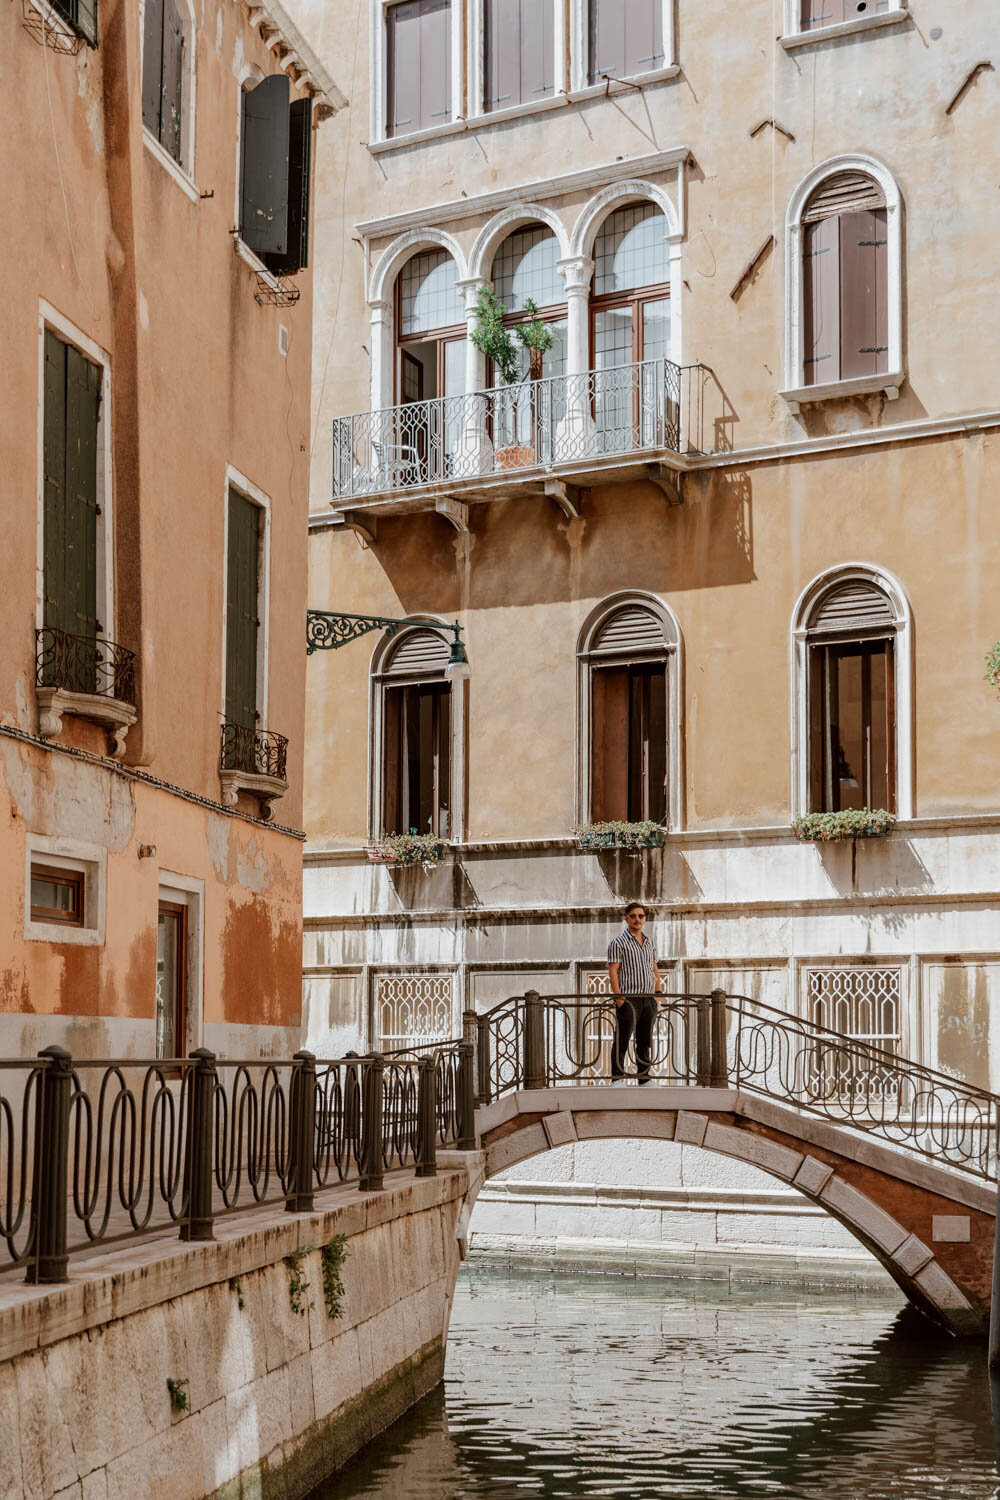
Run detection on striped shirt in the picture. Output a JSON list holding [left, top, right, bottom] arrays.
[[607, 929, 657, 995]]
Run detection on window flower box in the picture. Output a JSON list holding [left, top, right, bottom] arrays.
[[365, 833, 448, 868], [576, 821, 666, 851], [792, 810, 895, 842]]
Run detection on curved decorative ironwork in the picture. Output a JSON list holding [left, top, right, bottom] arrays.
[[219, 722, 288, 779], [35, 626, 136, 705], [305, 610, 403, 654]]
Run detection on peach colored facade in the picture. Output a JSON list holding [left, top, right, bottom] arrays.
[[2, 0, 338, 1058]]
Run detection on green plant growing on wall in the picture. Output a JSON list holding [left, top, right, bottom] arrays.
[[791, 809, 895, 842], [166, 1377, 189, 1413], [985, 643, 1000, 695], [284, 1246, 314, 1316], [320, 1234, 349, 1320], [229, 1275, 245, 1310]]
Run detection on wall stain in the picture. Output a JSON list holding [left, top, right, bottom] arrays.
[[222, 899, 300, 1029]]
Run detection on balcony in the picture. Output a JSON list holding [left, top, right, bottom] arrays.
[[329, 357, 711, 517], [219, 721, 289, 819], [35, 627, 137, 757]]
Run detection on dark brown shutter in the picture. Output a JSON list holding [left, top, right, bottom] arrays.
[[808, 645, 825, 812], [160, 0, 184, 163], [386, 2, 422, 136], [591, 666, 629, 820], [811, 581, 893, 634], [802, 215, 840, 385], [73, 0, 98, 48], [803, 172, 885, 223], [225, 491, 259, 729], [64, 345, 100, 647], [624, 0, 663, 76], [520, 0, 554, 103], [644, 665, 667, 822], [43, 332, 68, 636], [838, 207, 888, 379], [383, 686, 402, 833], [264, 98, 312, 274], [419, 0, 451, 130], [883, 640, 896, 813], [239, 74, 290, 256], [435, 684, 451, 835], [142, 0, 164, 134]]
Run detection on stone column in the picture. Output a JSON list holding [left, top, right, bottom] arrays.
[[556, 254, 596, 460], [365, 299, 394, 488], [456, 276, 491, 475]]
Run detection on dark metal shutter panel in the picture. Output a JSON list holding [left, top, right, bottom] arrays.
[[624, 0, 662, 76], [142, 0, 164, 135], [239, 74, 290, 256], [592, 606, 666, 655], [64, 345, 100, 651], [811, 582, 894, 633], [264, 98, 312, 274], [839, 208, 888, 380], [73, 0, 98, 48], [384, 629, 451, 677], [419, 0, 451, 130], [43, 333, 68, 635], [386, 2, 421, 137], [226, 492, 259, 728], [802, 215, 840, 385], [803, 171, 885, 223], [160, 0, 184, 163], [591, 666, 629, 820], [589, 0, 623, 84]]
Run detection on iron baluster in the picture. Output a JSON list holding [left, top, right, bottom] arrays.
[[457, 1041, 476, 1150], [710, 989, 729, 1088], [286, 1049, 317, 1213], [360, 1054, 385, 1192], [27, 1045, 73, 1284], [524, 990, 546, 1090], [416, 1055, 437, 1178], [695, 996, 712, 1087], [476, 1012, 492, 1105], [181, 1048, 216, 1242]]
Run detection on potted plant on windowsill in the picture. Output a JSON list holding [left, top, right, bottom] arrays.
[[365, 831, 448, 869], [575, 820, 667, 852], [791, 809, 895, 842], [470, 288, 553, 470]]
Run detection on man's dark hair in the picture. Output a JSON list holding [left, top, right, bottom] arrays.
[[624, 901, 647, 916]]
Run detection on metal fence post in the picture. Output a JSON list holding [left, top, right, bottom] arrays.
[[286, 1050, 316, 1214], [360, 1053, 385, 1192], [457, 1041, 476, 1150], [710, 989, 729, 1088], [990, 1104, 1000, 1370], [462, 1008, 479, 1102], [524, 990, 546, 1090], [181, 1048, 216, 1242], [416, 1055, 438, 1177], [476, 1013, 492, 1105], [695, 997, 711, 1088], [27, 1045, 73, 1284]]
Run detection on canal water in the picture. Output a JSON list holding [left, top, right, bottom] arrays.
[[312, 1266, 1000, 1499]]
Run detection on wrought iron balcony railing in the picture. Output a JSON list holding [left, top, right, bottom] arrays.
[[35, 627, 137, 705], [332, 356, 696, 502], [219, 720, 289, 781]]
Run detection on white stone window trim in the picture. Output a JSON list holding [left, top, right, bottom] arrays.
[[782, 152, 904, 411], [25, 835, 107, 948], [157, 872, 205, 1055], [569, 0, 677, 93], [220, 464, 273, 734], [781, 0, 907, 48], [789, 561, 913, 821], [370, 0, 465, 148], [575, 590, 684, 832], [138, 0, 198, 187], [35, 302, 114, 653], [367, 620, 467, 844], [467, 0, 566, 122]]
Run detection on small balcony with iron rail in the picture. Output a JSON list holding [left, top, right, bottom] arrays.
[[34, 626, 137, 758], [326, 357, 718, 527], [218, 720, 289, 820]]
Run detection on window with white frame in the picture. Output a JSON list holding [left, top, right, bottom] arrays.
[[375, 973, 454, 1049], [24, 836, 106, 947], [386, 0, 452, 138], [142, 0, 194, 174], [784, 0, 905, 43], [377, 628, 454, 838]]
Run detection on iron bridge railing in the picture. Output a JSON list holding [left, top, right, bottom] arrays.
[[469, 991, 1000, 1183], [0, 1040, 474, 1284], [331, 357, 697, 501], [35, 626, 136, 705]]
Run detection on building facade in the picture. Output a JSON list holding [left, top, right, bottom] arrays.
[[2, 0, 340, 1061], [296, 0, 1000, 1261]]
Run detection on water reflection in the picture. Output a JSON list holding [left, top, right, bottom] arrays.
[[313, 1269, 1000, 1499]]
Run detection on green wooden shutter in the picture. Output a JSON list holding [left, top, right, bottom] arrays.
[[43, 332, 69, 639], [239, 74, 290, 257], [64, 346, 100, 649], [263, 98, 311, 275], [225, 491, 259, 731], [160, 0, 185, 164], [142, 0, 164, 134]]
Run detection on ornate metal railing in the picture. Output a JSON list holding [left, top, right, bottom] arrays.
[[472, 992, 1000, 1182], [219, 721, 289, 780], [0, 1041, 474, 1284], [35, 627, 136, 705], [331, 357, 691, 501]]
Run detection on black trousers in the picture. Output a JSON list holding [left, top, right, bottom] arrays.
[[612, 995, 658, 1082]]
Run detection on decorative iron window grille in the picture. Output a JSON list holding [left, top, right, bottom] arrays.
[[375, 973, 454, 1052], [35, 627, 136, 705], [219, 722, 289, 780], [807, 965, 902, 1101]]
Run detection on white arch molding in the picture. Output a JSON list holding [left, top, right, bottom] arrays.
[[783, 153, 904, 406], [789, 562, 914, 820], [576, 590, 684, 831], [467, 203, 572, 284], [367, 228, 471, 412]]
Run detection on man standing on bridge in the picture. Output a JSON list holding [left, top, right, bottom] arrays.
[[608, 902, 665, 1084]]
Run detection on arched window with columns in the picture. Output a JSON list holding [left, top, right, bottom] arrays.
[[371, 625, 465, 840], [489, 223, 568, 381], [395, 248, 468, 405], [590, 202, 670, 371]]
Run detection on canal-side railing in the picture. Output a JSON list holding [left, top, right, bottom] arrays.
[[470, 992, 1000, 1183], [0, 1041, 475, 1285]]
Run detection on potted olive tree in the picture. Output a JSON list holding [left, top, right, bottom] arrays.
[[470, 288, 553, 470]]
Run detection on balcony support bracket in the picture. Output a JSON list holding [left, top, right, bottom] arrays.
[[434, 497, 470, 534], [545, 478, 580, 521], [328, 511, 377, 546], [646, 462, 683, 506]]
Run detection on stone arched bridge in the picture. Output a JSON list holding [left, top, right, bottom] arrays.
[[450, 991, 1000, 1337]]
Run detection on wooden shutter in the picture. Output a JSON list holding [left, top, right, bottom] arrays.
[[589, 0, 621, 82], [383, 629, 450, 677], [521, 0, 555, 104], [225, 492, 259, 729], [811, 581, 893, 634], [624, 0, 663, 77], [803, 172, 885, 223], [74, 0, 98, 48], [484, 0, 519, 110], [434, 684, 451, 836], [839, 207, 888, 379], [808, 644, 826, 812], [800, 0, 845, 30], [64, 346, 100, 645], [43, 332, 69, 636], [142, 0, 164, 134], [419, 0, 451, 131], [160, 0, 184, 164], [386, 2, 422, 136], [264, 98, 312, 275], [802, 215, 840, 385], [239, 74, 290, 256], [592, 605, 666, 656], [591, 666, 629, 820], [383, 685, 402, 833]]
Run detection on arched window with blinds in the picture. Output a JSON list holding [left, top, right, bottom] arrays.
[[806, 579, 897, 813], [582, 602, 673, 825], [378, 628, 453, 837], [801, 170, 888, 387]]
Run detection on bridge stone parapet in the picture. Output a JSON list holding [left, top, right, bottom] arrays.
[[471, 1087, 995, 1337]]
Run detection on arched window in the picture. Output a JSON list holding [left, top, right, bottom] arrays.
[[490, 224, 567, 380], [804, 578, 898, 813], [377, 628, 454, 837], [591, 203, 670, 371], [395, 249, 467, 404], [579, 598, 681, 827]]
